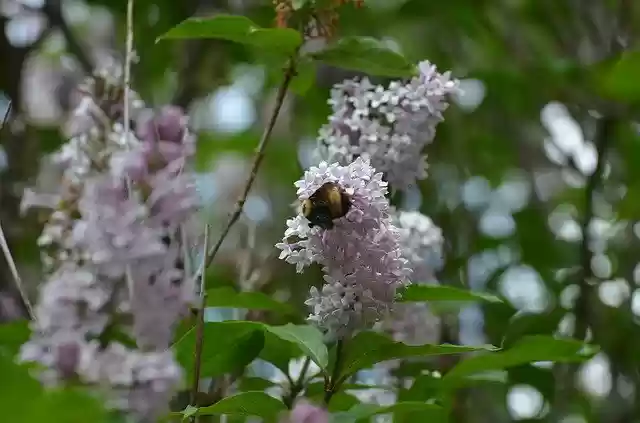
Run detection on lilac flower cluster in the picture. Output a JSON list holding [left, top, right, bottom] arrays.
[[19, 70, 198, 422], [392, 210, 444, 283], [381, 211, 444, 345], [22, 67, 145, 273], [276, 158, 411, 339], [315, 61, 459, 191]]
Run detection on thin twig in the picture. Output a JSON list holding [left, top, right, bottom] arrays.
[[190, 224, 209, 419], [190, 56, 299, 285], [574, 116, 614, 341], [550, 118, 616, 423], [0, 220, 35, 320], [0, 102, 35, 320], [121, 0, 136, 296], [283, 356, 312, 409], [324, 340, 345, 405], [123, 0, 134, 135], [181, 226, 193, 279]]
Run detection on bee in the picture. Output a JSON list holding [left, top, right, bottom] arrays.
[[301, 182, 351, 230]]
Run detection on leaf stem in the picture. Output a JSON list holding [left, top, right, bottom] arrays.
[[283, 356, 312, 409], [0, 102, 35, 320], [324, 340, 345, 405], [0, 220, 34, 320], [190, 224, 210, 420], [190, 293, 207, 406]]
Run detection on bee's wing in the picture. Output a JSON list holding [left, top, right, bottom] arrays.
[[290, 199, 303, 213]]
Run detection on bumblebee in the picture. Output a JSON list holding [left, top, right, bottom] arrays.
[[301, 182, 351, 230]]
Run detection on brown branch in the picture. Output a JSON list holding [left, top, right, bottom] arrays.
[[186, 52, 299, 420], [190, 291, 207, 407], [190, 55, 298, 285], [0, 103, 35, 320]]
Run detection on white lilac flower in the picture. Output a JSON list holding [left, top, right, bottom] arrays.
[[20, 70, 197, 422], [315, 61, 459, 191], [382, 302, 441, 346], [393, 210, 444, 282], [23, 70, 144, 273], [136, 105, 195, 163], [34, 265, 111, 335], [128, 244, 195, 349], [276, 158, 412, 339], [72, 177, 167, 279], [56, 68, 144, 186], [88, 345, 183, 423]]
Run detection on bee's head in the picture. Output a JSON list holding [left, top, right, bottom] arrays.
[[301, 199, 313, 219]]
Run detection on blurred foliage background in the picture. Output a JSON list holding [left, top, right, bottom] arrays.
[[2, 0, 640, 422]]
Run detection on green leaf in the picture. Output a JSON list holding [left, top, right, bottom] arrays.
[[331, 402, 443, 423], [0, 352, 44, 423], [36, 126, 66, 154], [158, 14, 302, 56], [257, 328, 301, 374], [0, 319, 30, 355], [264, 324, 329, 370], [599, 50, 640, 103], [323, 392, 361, 412], [175, 321, 326, 376], [398, 285, 503, 304], [206, 287, 298, 317], [35, 388, 112, 423], [181, 405, 199, 420], [290, 58, 317, 95], [196, 391, 286, 419], [442, 335, 599, 388], [239, 376, 276, 392], [338, 332, 498, 383], [500, 309, 566, 349], [509, 364, 556, 401], [305, 383, 362, 412], [174, 321, 265, 381], [310, 36, 416, 77], [0, 352, 110, 423], [399, 373, 443, 402]]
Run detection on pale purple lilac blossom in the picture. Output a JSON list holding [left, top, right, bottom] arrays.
[[282, 400, 329, 423], [392, 210, 444, 283], [315, 61, 459, 191], [22, 69, 145, 272], [19, 71, 198, 422], [276, 158, 411, 339], [381, 210, 444, 346]]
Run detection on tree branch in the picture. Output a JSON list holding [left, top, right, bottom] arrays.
[[283, 356, 311, 409], [0, 103, 35, 320], [574, 116, 615, 341], [190, 55, 298, 284], [324, 340, 345, 405]]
